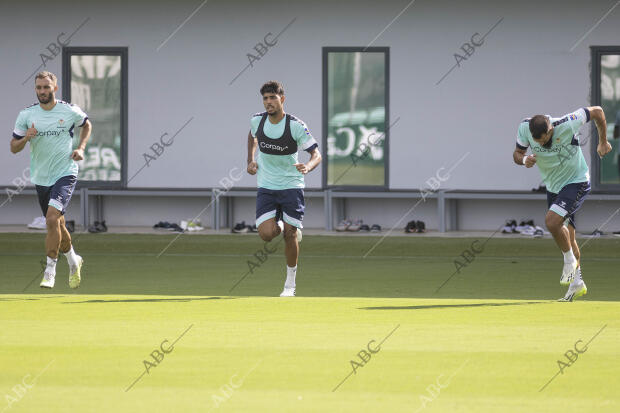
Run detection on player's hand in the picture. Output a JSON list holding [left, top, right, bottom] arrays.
[[71, 148, 85, 161], [597, 141, 612, 158], [524, 154, 536, 168], [25, 123, 37, 141], [247, 161, 258, 175], [294, 163, 309, 174]]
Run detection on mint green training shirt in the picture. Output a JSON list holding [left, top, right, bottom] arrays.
[[13, 101, 88, 186], [250, 112, 318, 190], [516, 108, 590, 194]]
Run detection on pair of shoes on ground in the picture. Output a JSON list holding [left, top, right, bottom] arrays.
[[405, 220, 426, 233], [358, 224, 381, 232], [338, 219, 367, 232], [501, 219, 518, 233], [336, 220, 381, 232], [153, 221, 184, 232], [40, 255, 83, 289], [180, 219, 204, 232], [88, 221, 108, 233], [502, 219, 535, 233], [232, 221, 257, 233], [501, 219, 546, 237]]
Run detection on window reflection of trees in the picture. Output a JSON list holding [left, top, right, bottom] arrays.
[[70, 55, 122, 181]]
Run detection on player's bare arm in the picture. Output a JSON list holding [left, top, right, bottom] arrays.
[[513, 147, 536, 168], [294, 147, 322, 174], [586, 106, 611, 158], [71, 119, 92, 161], [247, 131, 258, 175], [10, 123, 37, 154]]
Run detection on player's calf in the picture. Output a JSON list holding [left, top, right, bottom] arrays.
[[45, 212, 62, 259]]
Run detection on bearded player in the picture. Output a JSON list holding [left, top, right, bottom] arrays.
[[10, 71, 92, 289], [513, 106, 611, 301], [246, 81, 321, 297]]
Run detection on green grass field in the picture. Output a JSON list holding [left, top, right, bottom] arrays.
[[1, 233, 619, 412]]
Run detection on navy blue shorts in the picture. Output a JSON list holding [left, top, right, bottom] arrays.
[[35, 175, 77, 216], [546, 181, 590, 228], [256, 188, 305, 229]]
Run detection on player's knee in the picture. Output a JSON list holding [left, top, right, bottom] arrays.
[[258, 227, 275, 242], [46, 214, 60, 228]]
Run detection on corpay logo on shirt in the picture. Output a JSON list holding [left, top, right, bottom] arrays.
[[260, 142, 289, 152], [36, 130, 63, 137]]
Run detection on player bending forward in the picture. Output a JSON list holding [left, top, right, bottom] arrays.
[[513, 106, 611, 301], [10, 71, 91, 289], [246, 81, 321, 297]]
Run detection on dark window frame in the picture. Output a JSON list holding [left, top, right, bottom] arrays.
[[322, 47, 390, 191], [590, 45, 620, 192], [62, 47, 128, 188]]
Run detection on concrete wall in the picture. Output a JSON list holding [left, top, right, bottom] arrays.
[[1, 0, 619, 229]]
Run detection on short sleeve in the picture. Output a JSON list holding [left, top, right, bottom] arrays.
[[565, 108, 589, 131], [516, 122, 530, 149], [12, 111, 28, 139], [291, 118, 318, 151], [70, 104, 89, 126]]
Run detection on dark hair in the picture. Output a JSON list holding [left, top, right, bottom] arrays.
[[529, 115, 549, 139], [35, 71, 57, 85], [260, 80, 284, 96]]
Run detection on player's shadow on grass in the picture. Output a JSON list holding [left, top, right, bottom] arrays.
[[63, 297, 237, 304], [360, 301, 549, 310]]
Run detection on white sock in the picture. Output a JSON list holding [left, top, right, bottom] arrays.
[[562, 248, 576, 263], [285, 265, 297, 288], [46, 256, 57, 275], [64, 246, 79, 267]]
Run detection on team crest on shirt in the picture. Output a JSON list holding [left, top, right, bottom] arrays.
[[556, 138, 560, 142], [57, 119, 66, 129]]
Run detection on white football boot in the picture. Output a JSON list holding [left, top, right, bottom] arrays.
[[280, 286, 296, 297], [40, 272, 55, 289], [560, 259, 578, 286], [558, 280, 587, 302]]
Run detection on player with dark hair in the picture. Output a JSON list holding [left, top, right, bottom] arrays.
[[10, 71, 92, 289], [246, 81, 321, 297], [513, 106, 611, 301]]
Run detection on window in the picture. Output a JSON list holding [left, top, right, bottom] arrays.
[[62, 47, 128, 187], [591, 46, 620, 190], [323, 47, 389, 189]]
